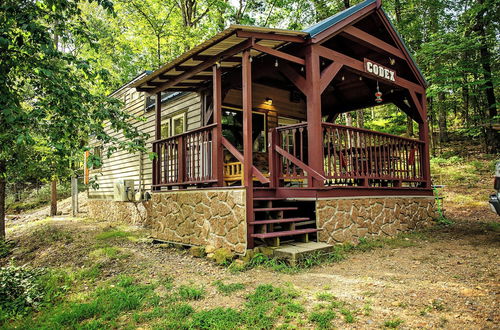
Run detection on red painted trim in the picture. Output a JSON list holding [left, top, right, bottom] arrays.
[[320, 62, 343, 93], [212, 66, 224, 186], [236, 30, 306, 43], [252, 43, 305, 66], [311, 2, 377, 44], [316, 45, 425, 94], [221, 137, 269, 184], [275, 145, 326, 181], [343, 26, 405, 60], [278, 62, 308, 95]]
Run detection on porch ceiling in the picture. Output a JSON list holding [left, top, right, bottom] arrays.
[[132, 26, 308, 94]]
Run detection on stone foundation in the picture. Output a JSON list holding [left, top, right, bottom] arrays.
[[149, 189, 247, 254], [316, 196, 437, 245], [88, 199, 151, 226]]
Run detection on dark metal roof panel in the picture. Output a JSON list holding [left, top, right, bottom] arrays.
[[302, 0, 376, 37]]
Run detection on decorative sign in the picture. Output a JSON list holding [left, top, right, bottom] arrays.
[[364, 58, 396, 82]]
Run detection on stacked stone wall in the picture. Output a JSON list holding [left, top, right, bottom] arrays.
[[149, 189, 247, 254], [88, 200, 151, 226], [316, 196, 436, 245]]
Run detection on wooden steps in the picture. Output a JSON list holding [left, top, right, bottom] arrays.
[[251, 228, 319, 239], [250, 191, 318, 248], [254, 207, 298, 212], [249, 217, 310, 225]]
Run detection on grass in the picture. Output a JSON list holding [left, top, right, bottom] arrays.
[[213, 280, 245, 295], [384, 318, 404, 328], [95, 229, 133, 240], [177, 285, 205, 300], [309, 310, 337, 329]]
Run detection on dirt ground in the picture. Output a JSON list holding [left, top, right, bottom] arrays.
[[3, 198, 499, 330]]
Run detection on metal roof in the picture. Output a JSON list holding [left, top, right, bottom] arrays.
[[132, 25, 308, 92], [132, 0, 427, 93]]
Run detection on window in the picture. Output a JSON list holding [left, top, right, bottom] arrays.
[[161, 120, 171, 139], [161, 111, 186, 138], [222, 106, 266, 152], [172, 112, 186, 136]]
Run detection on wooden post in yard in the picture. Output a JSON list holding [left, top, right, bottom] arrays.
[[242, 49, 254, 248], [212, 65, 224, 186], [50, 179, 57, 216], [71, 176, 77, 217], [305, 45, 324, 187]]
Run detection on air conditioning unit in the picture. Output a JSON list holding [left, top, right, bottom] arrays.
[[113, 180, 135, 202]]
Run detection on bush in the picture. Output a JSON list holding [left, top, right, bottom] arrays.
[[0, 240, 15, 258], [0, 264, 45, 318]]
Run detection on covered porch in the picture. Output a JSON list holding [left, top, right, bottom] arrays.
[[132, 0, 433, 248]]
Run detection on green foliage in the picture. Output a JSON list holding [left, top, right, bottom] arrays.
[[0, 240, 14, 258], [177, 285, 205, 300], [308, 310, 337, 329], [0, 264, 46, 318], [213, 280, 245, 295], [190, 307, 242, 330]]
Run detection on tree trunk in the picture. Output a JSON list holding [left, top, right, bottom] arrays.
[[356, 110, 364, 128], [0, 160, 6, 240], [50, 179, 57, 216], [343, 0, 350, 9], [406, 116, 414, 137], [438, 93, 449, 143], [474, 0, 498, 153]]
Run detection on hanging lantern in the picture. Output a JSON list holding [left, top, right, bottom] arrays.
[[375, 81, 383, 103]]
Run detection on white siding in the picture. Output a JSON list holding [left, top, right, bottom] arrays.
[[88, 89, 201, 200]]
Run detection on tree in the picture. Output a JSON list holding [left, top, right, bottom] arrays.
[[0, 0, 148, 239]]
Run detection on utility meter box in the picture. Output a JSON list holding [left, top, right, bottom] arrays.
[[113, 180, 135, 202]]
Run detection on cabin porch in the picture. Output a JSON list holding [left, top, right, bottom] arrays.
[[133, 1, 435, 249]]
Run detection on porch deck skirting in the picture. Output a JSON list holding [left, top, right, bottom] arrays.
[[148, 189, 247, 254], [88, 192, 436, 252], [316, 196, 437, 245]]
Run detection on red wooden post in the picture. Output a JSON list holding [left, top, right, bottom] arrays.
[[305, 45, 324, 187], [212, 65, 224, 186], [268, 129, 278, 188], [242, 49, 254, 248], [419, 96, 431, 188], [153, 92, 162, 189], [178, 135, 185, 184]]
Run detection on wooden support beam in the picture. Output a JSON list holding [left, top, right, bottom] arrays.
[[320, 62, 343, 94], [275, 146, 326, 181], [236, 30, 306, 43], [193, 55, 241, 63], [342, 26, 405, 60], [148, 38, 254, 95], [251, 43, 305, 66], [278, 62, 307, 95], [212, 65, 224, 186], [316, 45, 425, 94], [159, 74, 211, 80], [304, 45, 325, 187], [153, 92, 162, 189], [221, 137, 269, 184], [409, 90, 425, 123], [242, 48, 254, 248], [419, 96, 431, 188]]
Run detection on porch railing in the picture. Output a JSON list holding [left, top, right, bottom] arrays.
[[269, 122, 426, 188], [152, 123, 217, 188]]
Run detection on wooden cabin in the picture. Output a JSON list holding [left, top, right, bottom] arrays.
[[88, 0, 437, 254]]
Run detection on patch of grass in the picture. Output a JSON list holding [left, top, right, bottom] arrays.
[[340, 308, 355, 323], [486, 222, 500, 232], [316, 292, 335, 301], [213, 280, 245, 295], [177, 285, 205, 301], [384, 318, 404, 328], [190, 307, 242, 329], [95, 229, 132, 240], [77, 263, 103, 281], [30, 225, 73, 245], [309, 310, 336, 329], [362, 302, 372, 316]]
